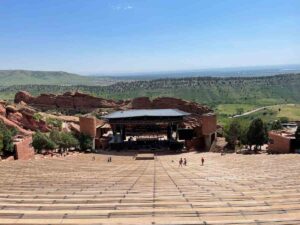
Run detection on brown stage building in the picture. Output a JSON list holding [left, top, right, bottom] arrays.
[[80, 108, 217, 151]]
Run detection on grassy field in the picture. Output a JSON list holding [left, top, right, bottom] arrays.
[[214, 104, 257, 116], [268, 104, 300, 121], [218, 104, 300, 126]]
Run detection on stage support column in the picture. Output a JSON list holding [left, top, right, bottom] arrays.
[[175, 124, 179, 140], [167, 124, 173, 141], [121, 125, 126, 140]]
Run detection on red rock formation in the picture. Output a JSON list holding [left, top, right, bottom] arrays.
[[7, 110, 50, 132], [0, 103, 6, 116], [131, 97, 212, 115], [15, 91, 34, 104], [152, 97, 212, 114], [34, 94, 57, 107], [15, 91, 212, 116], [0, 115, 33, 136], [15, 91, 119, 110], [131, 97, 152, 109]]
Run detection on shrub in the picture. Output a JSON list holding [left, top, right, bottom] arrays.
[[46, 118, 62, 128], [279, 117, 289, 123], [49, 130, 79, 152], [271, 120, 283, 130], [76, 133, 93, 151], [0, 122, 16, 156], [32, 131, 56, 154], [33, 113, 43, 121]]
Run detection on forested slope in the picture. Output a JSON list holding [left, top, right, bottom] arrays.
[[1, 73, 299, 106]]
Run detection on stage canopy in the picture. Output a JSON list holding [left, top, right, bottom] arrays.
[[104, 109, 190, 119]]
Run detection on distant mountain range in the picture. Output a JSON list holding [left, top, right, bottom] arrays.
[[0, 70, 126, 86], [88, 64, 300, 80], [1, 65, 300, 86]]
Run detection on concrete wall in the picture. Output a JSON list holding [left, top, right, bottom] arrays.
[[268, 132, 291, 154], [14, 136, 35, 160]]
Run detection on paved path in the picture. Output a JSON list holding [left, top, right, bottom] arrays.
[[0, 152, 300, 224], [231, 104, 287, 118]]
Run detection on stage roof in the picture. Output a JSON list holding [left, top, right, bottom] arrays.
[[103, 109, 190, 119]]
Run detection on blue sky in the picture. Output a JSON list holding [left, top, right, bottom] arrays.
[[0, 0, 299, 74]]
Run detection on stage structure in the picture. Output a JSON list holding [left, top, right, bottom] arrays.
[[103, 109, 191, 151]]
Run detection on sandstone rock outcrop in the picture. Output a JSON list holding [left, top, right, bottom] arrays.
[[131, 97, 212, 115], [6, 108, 50, 132], [0, 98, 51, 133], [15, 91, 212, 116], [15, 91, 34, 104], [0, 115, 33, 136], [0, 103, 6, 116], [131, 97, 152, 109], [15, 91, 119, 110]]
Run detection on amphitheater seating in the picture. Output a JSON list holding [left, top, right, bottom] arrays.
[[0, 152, 299, 224]]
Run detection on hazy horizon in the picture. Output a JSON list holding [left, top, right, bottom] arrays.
[[1, 64, 300, 77]]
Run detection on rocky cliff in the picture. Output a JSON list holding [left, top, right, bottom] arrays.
[[15, 91, 120, 110], [15, 91, 212, 116], [131, 97, 212, 115]]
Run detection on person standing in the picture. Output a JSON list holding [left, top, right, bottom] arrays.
[[179, 158, 183, 167], [201, 157, 204, 166], [183, 158, 187, 166]]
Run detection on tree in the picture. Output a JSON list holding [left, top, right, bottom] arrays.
[[0, 133, 3, 155], [32, 131, 56, 154], [49, 131, 78, 152], [0, 122, 16, 156], [295, 126, 300, 140], [247, 118, 267, 151], [279, 117, 289, 123], [59, 132, 79, 151], [271, 120, 283, 130], [76, 133, 93, 151], [225, 120, 242, 149], [49, 130, 62, 146]]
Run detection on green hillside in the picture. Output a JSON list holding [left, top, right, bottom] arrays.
[[0, 70, 121, 86], [1, 74, 299, 108]]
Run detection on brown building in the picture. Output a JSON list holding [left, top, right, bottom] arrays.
[[79, 116, 110, 149], [80, 108, 217, 151], [268, 128, 300, 154]]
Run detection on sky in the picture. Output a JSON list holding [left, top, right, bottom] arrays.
[[0, 0, 299, 74]]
